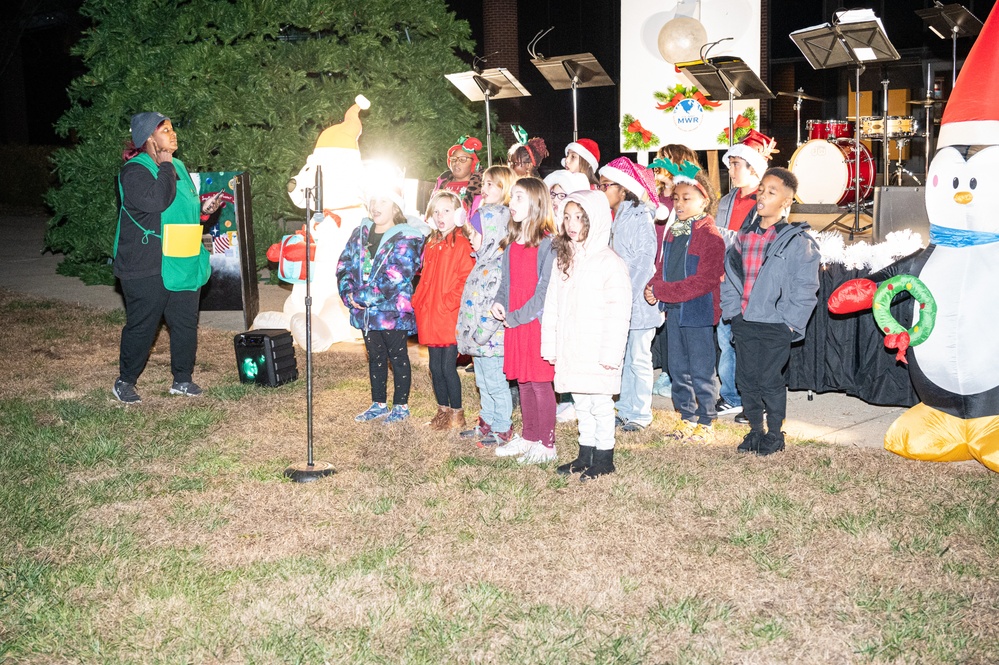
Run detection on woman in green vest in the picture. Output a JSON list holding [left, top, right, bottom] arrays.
[[112, 112, 219, 404]]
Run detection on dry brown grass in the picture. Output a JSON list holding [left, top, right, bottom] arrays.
[[2, 289, 998, 664]]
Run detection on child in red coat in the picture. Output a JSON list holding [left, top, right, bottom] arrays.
[[413, 190, 476, 430]]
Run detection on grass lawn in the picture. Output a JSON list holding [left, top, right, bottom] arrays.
[[1, 291, 997, 664]]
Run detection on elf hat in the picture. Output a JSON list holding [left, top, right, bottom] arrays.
[[562, 138, 600, 170], [448, 135, 483, 170], [315, 95, 371, 149], [723, 129, 777, 178], [938, 4, 999, 147], [599, 157, 670, 220]]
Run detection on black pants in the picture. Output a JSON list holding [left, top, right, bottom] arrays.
[[428, 344, 462, 408], [119, 274, 200, 385], [651, 320, 668, 371], [363, 330, 411, 405], [732, 315, 792, 433]]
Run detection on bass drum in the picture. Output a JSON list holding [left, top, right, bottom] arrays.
[[789, 138, 875, 206]]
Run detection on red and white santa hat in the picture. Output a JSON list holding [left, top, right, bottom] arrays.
[[562, 138, 601, 170], [938, 4, 999, 147], [722, 129, 777, 178], [599, 157, 669, 219]]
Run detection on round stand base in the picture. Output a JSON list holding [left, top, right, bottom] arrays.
[[284, 461, 335, 483]]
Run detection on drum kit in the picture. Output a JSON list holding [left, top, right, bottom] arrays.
[[782, 89, 924, 207]]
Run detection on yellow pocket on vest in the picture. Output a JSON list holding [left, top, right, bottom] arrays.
[[162, 224, 203, 258]]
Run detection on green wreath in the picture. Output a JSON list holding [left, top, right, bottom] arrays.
[[872, 274, 937, 363]]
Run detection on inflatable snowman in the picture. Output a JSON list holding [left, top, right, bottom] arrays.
[[829, 6, 999, 473], [253, 96, 370, 350]]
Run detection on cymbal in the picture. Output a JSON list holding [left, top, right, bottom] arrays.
[[776, 89, 824, 102], [908, 98, 945, 106]]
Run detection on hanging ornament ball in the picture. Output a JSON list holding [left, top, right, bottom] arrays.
[[658, 17, 708, 64]]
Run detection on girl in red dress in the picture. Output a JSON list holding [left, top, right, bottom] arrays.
[[413, 190, 476, 430], [489, 178, 558, 464]]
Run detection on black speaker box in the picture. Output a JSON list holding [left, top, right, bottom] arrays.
[[234, 329, 299, 387], [873, 186, 931, 244]]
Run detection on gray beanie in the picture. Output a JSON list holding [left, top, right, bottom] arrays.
[[130, 112, 169, 148]]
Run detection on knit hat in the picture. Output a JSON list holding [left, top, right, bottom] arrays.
[[722, 129, 777, 178], [130, 112, 169, 148], [315, 95, 371, 149], [599, 157, 670, 219], [543, 169, 591, 196], [562, 138, 600, 171], [448, 135, 483, 170], [938, 4, 999, 147]]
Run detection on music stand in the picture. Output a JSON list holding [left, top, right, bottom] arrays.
[[531, 53, 614, 142], [916, 3, 983, 87], [791, 10, 900, 239], [675, 56, 774, 149], [446, 68, 530, 167]]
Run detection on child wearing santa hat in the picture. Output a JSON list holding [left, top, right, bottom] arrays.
[[435, 135, 483, 215], [562, 139, 602, 186], [598, 157, 664, 432]]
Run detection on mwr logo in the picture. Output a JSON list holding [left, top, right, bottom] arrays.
[[672, 98, 704, 131]]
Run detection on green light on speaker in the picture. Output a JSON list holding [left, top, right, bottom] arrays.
[[240, 356, 260, 380]]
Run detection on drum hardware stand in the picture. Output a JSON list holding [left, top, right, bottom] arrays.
[[908, 94, 937, 180], [791, 9, 899, 240], [880, 78, 891, 185], [776, 88, 825, 146], [889, 137, 921, 186]]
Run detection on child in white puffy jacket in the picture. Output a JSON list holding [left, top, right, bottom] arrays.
[[541, 190, 632, 480]]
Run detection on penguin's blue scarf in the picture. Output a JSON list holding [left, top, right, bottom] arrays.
[[930, 224, 999, 247]]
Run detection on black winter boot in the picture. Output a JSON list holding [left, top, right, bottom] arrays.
[[580, 448, 615, 481], [556, 445, 594, 476]]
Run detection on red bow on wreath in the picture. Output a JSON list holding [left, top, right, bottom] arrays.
[[691, 90, 722, 108], [656, 92, 687, 111], [722, 114, 752, 139], [627, 120, 653, 143]]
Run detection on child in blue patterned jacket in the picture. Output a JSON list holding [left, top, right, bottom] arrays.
[[456, 165, 517, 446], [336, 185, 425, 423]]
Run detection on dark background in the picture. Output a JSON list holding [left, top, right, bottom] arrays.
[[2, 0, 996, 180]]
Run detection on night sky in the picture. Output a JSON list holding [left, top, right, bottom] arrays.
[[4, 0, 997, 159]]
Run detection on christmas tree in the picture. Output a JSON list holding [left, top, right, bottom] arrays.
[[45, 0, 483, 283]]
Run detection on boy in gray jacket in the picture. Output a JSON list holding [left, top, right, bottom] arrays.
[[720, 167, 819, 456]]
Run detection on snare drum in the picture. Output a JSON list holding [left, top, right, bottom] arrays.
[[806, 119, 855, 141], [789, 138, 875, 206], [860, 116, 916, 140]]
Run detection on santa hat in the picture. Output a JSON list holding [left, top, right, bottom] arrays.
[[448, 135, 483, 169], [938, 5, 999, 147], [315, 95, 371, 149], [543, 169, 591, 196], [599, 157, 670, 220], [722, 129, 777, 178], [562, 138, 600, 170]]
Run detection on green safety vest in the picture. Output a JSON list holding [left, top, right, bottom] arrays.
[[114, 153, 211, 292]]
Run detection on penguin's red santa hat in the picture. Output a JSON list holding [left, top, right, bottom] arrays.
[[937, 5, 999, 148]]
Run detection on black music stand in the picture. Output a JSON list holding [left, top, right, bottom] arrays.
[[917, 3, 983, 87], [446, 68, 530, 167], [531, 53, 614, 142], [675, 56, 774, 148], [791, 10, 900, 239]]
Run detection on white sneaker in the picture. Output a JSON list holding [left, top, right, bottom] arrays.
[[495, 435, 533, 457], [555, 402, 577, 422], [517, 441, 557, 465]]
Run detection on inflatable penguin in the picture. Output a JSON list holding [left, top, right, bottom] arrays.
[[253, 96, 370, 350], [829, 5, 999, 473]]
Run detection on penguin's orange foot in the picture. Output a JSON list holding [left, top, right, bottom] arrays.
[[885, 402, 999, 472]]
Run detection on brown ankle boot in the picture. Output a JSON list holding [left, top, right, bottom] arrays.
[[427, 405, 449, 429], [448, 407, 467, 430]]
